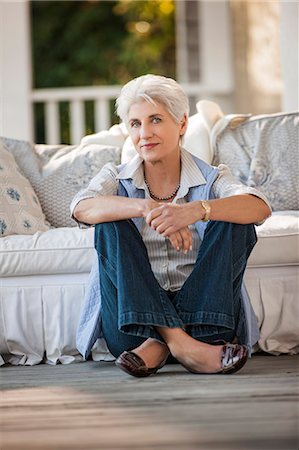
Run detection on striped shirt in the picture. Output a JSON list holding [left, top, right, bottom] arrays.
[[70, 149, 271, 291]]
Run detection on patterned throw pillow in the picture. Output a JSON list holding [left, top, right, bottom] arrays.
[[213, 112, 299, 211], [0, 138, 121, 228], [0, 144, 50, 236]]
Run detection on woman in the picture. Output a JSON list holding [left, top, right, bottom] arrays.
[[71, 74, 271, 377]]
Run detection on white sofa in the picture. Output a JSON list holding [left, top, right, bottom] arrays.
[[1, 105, 298, 365]]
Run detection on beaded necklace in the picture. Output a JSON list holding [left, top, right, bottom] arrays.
[[144, 177, 180, 201]]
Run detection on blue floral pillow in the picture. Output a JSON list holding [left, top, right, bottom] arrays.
[[0, 144, 49, 236], [214, 112, 299, 211]]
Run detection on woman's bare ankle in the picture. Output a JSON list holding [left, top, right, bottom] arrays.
[[155, 327, 223, 373]]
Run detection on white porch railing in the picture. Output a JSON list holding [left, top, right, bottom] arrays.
[[31, 85, 121, 145], [31, 84, 231, 145]]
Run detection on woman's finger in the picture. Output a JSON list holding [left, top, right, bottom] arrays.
[[179, 227, 193, 253], [168, 231, 183, 251], [145, 205, 164, 225]]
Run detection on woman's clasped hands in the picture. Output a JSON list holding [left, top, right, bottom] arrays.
[[145, 202, 200, 254]]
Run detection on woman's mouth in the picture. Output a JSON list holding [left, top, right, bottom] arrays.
[[141, 143, 158, 150]]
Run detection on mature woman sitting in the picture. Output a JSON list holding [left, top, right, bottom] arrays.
[[71, 74, 271, 377]]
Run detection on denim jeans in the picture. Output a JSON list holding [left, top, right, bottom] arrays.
[[94, 220, 257, 358]]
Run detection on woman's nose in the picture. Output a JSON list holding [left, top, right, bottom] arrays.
[[140, 122, 153, 139]]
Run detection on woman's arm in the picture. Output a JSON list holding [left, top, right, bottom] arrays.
[[146, 194, 271, 236], [201, 194, 271, 224], [73, 195, 158, 225]]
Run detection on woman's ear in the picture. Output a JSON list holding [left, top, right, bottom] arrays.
[[180, 114, 188, 136]]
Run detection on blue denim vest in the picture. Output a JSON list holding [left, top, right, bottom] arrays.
[[76, 155, 259, 359]]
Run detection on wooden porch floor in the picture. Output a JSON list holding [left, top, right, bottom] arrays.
[[1, 354, 298, 450]]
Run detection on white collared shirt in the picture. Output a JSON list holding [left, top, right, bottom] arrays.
[[70, 149, 270, 291]]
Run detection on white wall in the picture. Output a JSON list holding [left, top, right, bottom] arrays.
[[0, 0, 33, 141]]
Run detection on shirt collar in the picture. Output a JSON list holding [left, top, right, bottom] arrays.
[[178, 148, 207, 198], [116, 148, 207, 195], [116, 153, 145, 189]]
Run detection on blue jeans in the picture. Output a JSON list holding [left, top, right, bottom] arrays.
[[94, 220, 257, 358]]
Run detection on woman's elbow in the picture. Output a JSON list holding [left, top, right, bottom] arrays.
[[257, 199, 272, 222], [73, 201, 88, 222]]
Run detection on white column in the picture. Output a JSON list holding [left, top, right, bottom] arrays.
[[0, 0, 33, 141], [198, 0, 234, 112], [199, 1, 233, 92], [280, 1, 299, 111]]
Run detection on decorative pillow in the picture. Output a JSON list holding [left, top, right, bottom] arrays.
[[213, 117, 253, 185], [0, 144, 49, 236], [0, 138, 121, 228], [213, 112, 299, 211], [80, 122, 128, 147]]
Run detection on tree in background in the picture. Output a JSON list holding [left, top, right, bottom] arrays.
[[31, 0, 175, 142], [31, 0, 175, 87]]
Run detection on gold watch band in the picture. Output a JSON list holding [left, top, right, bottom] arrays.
[[201, 200, 211, 222]]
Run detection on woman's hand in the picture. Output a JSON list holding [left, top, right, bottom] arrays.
[[146, 202, 201, 236], [167, 227, 193, 253], [142, 198, 160, 218]]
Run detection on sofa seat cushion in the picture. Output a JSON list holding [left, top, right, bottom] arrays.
[[0, 227, 95, 277], [248, 211, 299, 268], [1, 211, 297, 277]]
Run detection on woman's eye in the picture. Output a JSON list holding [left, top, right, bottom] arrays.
[[130, 121, 140, 128], [152, 117, 161, 124]]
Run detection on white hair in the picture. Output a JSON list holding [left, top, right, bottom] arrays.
[[115, 74, 190, 124]]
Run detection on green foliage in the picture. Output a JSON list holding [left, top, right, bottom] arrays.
[[31, 0, 175, 143], [31, 0, 175, 88]]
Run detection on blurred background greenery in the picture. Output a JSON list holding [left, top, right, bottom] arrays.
[[31, 0, 176, 142]]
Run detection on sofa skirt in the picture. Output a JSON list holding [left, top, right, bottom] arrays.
[[0, 273, 114, 366], [1, 266, 298, 366], [244, 265, 299, 355]]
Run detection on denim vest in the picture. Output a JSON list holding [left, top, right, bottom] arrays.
[[76, 155, 259, 359]]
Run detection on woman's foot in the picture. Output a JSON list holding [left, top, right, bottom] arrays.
[[131, 338, 169, 369], [156, 327, 246, 374]]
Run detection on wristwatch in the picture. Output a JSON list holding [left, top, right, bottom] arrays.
[[201, 200, 211, 222]]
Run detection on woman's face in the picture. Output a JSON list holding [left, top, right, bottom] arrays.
[[127, 100, 187, 164]]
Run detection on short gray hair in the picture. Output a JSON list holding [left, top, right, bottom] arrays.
[[115, 74, 190, 124]]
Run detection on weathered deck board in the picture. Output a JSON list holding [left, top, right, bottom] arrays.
[[1, 354, 298, 450]]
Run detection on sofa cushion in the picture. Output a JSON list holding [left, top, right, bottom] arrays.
[[0, 137, 121, 228], [0, 143, 49, 237], [0, 227, 95, 277], [1, 211, 297, 277], [248, 211, 299, 268], [213, 112, 299, 211]]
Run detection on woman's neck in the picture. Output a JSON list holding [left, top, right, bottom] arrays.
[[144, 156, 180, 183], [143, 153, 181, 200]]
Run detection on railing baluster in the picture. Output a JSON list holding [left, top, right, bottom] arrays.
[[70, 100, 85, 145], [32, 84, 230, 144], [45, 101, 60, 145], [95, 98, 110, 132]]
